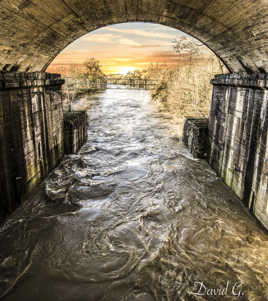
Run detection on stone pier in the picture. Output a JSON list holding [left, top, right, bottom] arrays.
[[209, 73, 268, 229], [0, 72, 65, 216], [182, 118, 209, 159], [64, 111, 88, 154]]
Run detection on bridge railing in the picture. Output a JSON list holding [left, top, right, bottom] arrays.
[[63, 77, 107, 92], [106, 78, 159, 90], [62, 77, 160, 108]]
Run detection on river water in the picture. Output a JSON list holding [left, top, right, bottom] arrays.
[[0, 88, 267, 301]]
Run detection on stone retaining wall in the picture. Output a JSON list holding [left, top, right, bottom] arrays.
[[0, 72, 65, 215], [209, 73, 268, 229]]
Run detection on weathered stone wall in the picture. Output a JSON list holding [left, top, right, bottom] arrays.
[[209, 73, 268, 229], [0, 1, 268, 73], [0, 72, 65, 215], [64, 111, 88, 154]]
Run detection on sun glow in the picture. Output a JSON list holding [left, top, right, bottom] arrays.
[[46, 22, 189, 76], [117, 66, 138, 74]]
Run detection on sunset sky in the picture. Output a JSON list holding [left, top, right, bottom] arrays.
[[50, 22, 194, 74]]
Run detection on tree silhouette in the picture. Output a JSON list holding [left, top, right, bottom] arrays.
[[83, 58, 106, 83]]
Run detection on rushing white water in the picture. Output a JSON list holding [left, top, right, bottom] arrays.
[[0, 88, 267, 301]]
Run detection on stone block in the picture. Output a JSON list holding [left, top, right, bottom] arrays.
[[183, 117, 209, 158], [64, 111, 88, 154]]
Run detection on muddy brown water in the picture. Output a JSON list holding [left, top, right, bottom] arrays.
[[0, 88, 267, 301]]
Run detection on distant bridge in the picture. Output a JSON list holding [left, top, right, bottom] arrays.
[[63, 77, 160, 92], [106, 77, 159, 89]]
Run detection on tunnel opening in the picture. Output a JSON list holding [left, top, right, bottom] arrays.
[[0, 15, 267, 230], [0, 2, 268, 299], [45, 22, 228, 130]]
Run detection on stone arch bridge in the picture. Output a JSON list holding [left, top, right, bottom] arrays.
[[0, 0, 267, 229]]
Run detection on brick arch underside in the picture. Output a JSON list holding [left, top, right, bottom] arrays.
[[0, 0, 267, 73]]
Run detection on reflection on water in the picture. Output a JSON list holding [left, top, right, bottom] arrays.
[[0, 89, 267, 301]]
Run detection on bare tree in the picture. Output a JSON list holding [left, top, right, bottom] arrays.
[[83, 58, 106, 84], [172, 36, 203, 66], [149, 36, 228, 127]]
